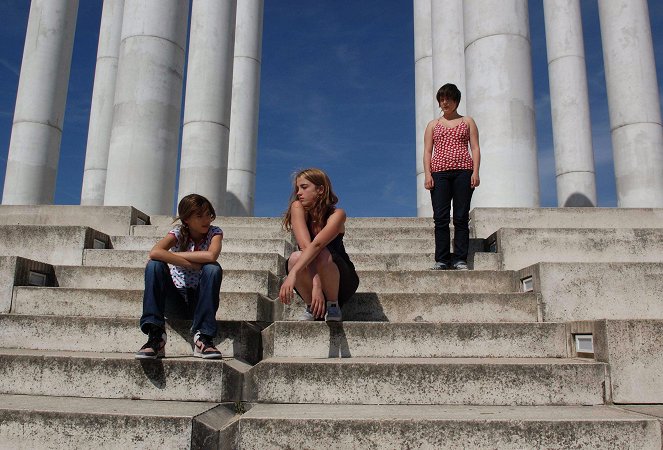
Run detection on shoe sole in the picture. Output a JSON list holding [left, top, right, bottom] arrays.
[[325, 315, 342, 322], [193, 351, 223, 359], [134, 353, 164, 360]]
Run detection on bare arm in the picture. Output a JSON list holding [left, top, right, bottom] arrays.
[[466, 116, 481, 188], [148, 234, 201, 269], [423, 120, 436, 190], [290, 201, 313, 250], [172, 233, 222, 264]]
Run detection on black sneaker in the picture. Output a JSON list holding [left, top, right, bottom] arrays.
[[193, 331, 222, 359], [135, 331, 167, 359]]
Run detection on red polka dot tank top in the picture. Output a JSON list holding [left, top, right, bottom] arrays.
[[431, 119, 474, 172]]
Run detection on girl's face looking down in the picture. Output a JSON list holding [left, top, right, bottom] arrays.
[[296, 176, 322, 209], [439, 97, 458, 115]]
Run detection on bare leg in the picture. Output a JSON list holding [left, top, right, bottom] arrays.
[[313, 249, 340, 302], [287, 251, 314, 304]]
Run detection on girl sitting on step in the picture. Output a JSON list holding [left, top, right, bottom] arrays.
[[279, 168, 359, 322], [136, 193, 224, 360]]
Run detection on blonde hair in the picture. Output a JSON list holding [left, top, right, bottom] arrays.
[[282, 168, 338, 231], [175, 194, 216, 251]]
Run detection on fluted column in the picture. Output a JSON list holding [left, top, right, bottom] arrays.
[[226, 0, 264, 216], [544, 0, 597, 207], [598, 0, 663, 207], [414, 0, 435, 217], [2, 0, 78, 205], [431, 0, 465, 114], [103, 0, 189, 215], [464, 0, 539, 207], [178, 0, 237, 209], [80, 0, 124, 205]]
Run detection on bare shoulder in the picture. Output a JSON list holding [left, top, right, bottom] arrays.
[[328, 208, 347, 223], [426, 118, 439, 130], [463, 116, 477, 127]]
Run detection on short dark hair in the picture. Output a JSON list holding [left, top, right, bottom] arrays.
[[436, 83, 461, 104]]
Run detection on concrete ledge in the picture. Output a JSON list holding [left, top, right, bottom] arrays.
[[0, 315, 265, 364], [0, 394, 220, 449], [594, 320, 663, 404], [0, 225, 111, 266], [110, 235, 295, 256], [490, 228, 663, 270], [0, 348, 246, 402], [0, 205, 149, 235], [237, 404, 662, 449], [246, 357, 607, 405], [52, 266, 280, 297], [356, 270, 519, 294], [262, 322, 567, 359], [470, 207, 663, 239], [519, 262, 663, 321], [0, 256, 55, 313], [132, 224, 295, 242]]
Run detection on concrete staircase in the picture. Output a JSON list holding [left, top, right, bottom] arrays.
[[0, 205, 662, 448]]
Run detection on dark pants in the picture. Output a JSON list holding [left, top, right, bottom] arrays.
[[430, 170, 474, 264], [139, 260, 222, 337]]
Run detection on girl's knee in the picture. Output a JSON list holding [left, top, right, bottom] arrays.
[[146, 259, 168, 272], [288, 251, 302, 271], [313, 249, 334, 269], [201, 262, 222, 278]]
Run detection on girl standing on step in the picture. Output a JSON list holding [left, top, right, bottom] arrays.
[[279, 168, 359, 322], [424, 83, 481, 271], [136, 194, 224, 360]]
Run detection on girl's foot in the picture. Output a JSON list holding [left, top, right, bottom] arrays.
[[135, 330, 167, 359], [324, 301, 342, 322], [193, 331, 222, 359]]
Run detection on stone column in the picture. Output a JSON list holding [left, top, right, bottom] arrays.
[[226, 0, 264, 216], [2, 0, 78, 205], [431, 0, 465, 114], [80, 0, 124, 206], [414, 0, 435, 217], [178, 0, 237, 210], [103, 0, 189, 215], [544, 0, 597, 207], [464, 0, 539, 207], [598, 0, 663, 207]]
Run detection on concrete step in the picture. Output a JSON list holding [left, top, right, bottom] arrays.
[[235, 404, 662, 449], [262, 322, 566, 358], [0, 314, 264, 364], [83, 249, 286, 274], [148, 215, 282, 227], [356, 270, 518, 294], [490, 228, 663, 270], [12, 287, 282, 322], [471, 207, 663, 238], [110, 235, 295, 256], [132, 224, 294, 241], [0, 348, 247, 402], [342, 238, 483, 254], [0, 394, 231, 449], [336, 292, 538, 322], [0, 205, 149, 235], [246, 357, 606, 405], [148, 216, 433, 228], [521, 262, 663, 322], [0, 225, 110, 266], [51, 266, 280, 297]]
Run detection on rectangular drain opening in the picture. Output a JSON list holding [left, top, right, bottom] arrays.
[[574, 334, 594, 358], [521, 276, 533, 292], [28, 271, 47, 287]]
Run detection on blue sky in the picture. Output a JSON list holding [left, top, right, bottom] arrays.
[[0, 1, 662, 217]]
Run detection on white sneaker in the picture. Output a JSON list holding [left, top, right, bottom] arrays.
[[298, 306, 315, 321]]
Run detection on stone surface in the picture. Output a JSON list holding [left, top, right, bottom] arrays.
[[246, 357, 606, 405], [0, 225, 110, 266], [0, 205, 148, 235], [237, 404, 661, 449], [521, 262, 663, 321], [594, 320, 663, 404]]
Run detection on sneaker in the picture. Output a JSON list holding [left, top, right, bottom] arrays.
[[298, 305, 315, 321], [135, 331, 167, 360], [193, 331, 222, 359], [324, 301, 342, 322], [453, 260, 469, 271], [430, 261, 450, 270]]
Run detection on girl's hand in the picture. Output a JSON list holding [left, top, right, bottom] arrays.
[[311, 285, 326, 319], [279, 273, 296, 305], [471, 172, 480, 188], [424, 174, 434, 190]]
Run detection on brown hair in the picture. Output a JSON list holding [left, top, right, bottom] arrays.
[[436, 83, 461, 104], [282, 168, 338, 231], [175, 193, 216, 251]]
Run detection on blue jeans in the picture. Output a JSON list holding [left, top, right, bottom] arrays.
[[430, 170, 474, 264], [139, 260, 222, 337]]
